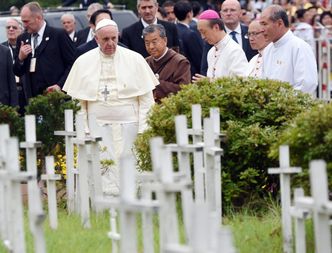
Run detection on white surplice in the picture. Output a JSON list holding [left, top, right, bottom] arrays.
[[207, 34, 249, 79], [262, 30, 318, 94]]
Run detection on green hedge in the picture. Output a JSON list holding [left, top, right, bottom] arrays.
[[270, 102, 332, 193], [135, 77, 317, 209]]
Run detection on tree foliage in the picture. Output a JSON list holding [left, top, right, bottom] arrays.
[[270, 102, 332, 194], [135, 77, 316, 209]]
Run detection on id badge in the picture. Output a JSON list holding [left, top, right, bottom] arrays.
[[15, 76, 20, 83], [30, 57, 36, 72]]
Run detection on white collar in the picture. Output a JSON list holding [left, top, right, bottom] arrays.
[[214, 34, 230, 51], [274, 30, 291, 48], [141, 18, 157, 28], [225, 23, 242, 35], [36, 21, 46, 38]]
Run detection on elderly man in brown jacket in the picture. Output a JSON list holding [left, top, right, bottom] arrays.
[[143, 24, 191, 103]]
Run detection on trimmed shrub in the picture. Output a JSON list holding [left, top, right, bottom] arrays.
[[135, 77, 316, 209], [25, 91, 80, 175], [270, 102, 332, 193], [0, 104, 23, 139]]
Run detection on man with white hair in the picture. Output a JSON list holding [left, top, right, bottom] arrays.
[[63, 19, 158, 195], [61, 13, 83, 47]]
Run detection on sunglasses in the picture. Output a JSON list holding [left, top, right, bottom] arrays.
[[6, 25, 19, 30]]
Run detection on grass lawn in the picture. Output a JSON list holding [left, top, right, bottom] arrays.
[[0, 206, 315, 253]]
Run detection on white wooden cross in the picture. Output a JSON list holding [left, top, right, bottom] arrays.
[[0, 124, 10, 242], [96, 153, 159, 253], [72, 112, 92, 228], [295, 160, 332, 253], [268, 145, 302, 253], [290, 188, 310, 253], [54, 109, 77, 214], [203, 117, 223, 225], [187, 104, 205, 203], [1, 137, 35, 253], [41, 156, 61, 229], [87, 114, 103, 213], [20, 115, 46, 253]]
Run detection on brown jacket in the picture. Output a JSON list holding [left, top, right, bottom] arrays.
[[146, 49, 191, 103]]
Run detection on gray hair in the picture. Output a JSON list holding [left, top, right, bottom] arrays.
[[6, 17, 23, 30], [23, 2, 43, 17], [267, 5, 289, 28], [61, 12, 76, 22], [142, 24, 166, 39], [137, 0, 158, 8]]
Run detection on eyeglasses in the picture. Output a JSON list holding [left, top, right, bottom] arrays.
[[247, 31, 264, 38], [6, 25, 19, 30]]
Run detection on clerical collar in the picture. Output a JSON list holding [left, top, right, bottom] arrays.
[[274, 30, 291, 48], [141, 18, 157, 28], [224, 23, 241, 36], [154, 48, 168, 61], [214, 34, 229, 51]]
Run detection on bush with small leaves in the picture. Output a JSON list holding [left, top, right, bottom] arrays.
[[135, 77, 317, 209]]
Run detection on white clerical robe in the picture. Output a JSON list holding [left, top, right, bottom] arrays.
[[63, 46, 158, 195], [247, 43, 272, 78], [207, 34, 249, 79], [262, 30, 318, 94]]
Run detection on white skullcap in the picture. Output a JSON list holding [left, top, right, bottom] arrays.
[[95, 19, 118, 32]]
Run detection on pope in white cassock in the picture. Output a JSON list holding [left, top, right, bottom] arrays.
[[63, 19, 159, 195], [260, 5, 318, 94]]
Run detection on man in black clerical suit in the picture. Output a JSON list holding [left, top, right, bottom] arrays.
[[121, 0, 180, 58], [13, 2, 75, 99]]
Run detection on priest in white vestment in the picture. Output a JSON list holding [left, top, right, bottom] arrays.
[[246, 20, 272, 78], [192, 10, 248, 82], [63, 19, 159, 195], [260, 5, 318, 94]]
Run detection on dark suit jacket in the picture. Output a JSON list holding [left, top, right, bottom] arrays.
[[176, 23, 203, 75], [72, 31, 85, 47], [0, 45, 18, 106], [121, 19, 180, 58], [76, 27, 90, 45], [240, 24, 257, 61], [13, 25, 75, 99], [62, 0, 109, 7]]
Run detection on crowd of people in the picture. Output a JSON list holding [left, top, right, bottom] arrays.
[[0, 0, 326, 194]]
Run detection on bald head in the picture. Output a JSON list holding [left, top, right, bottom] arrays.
[[248, 20, 269, 51], [220, 0, 242, 30]]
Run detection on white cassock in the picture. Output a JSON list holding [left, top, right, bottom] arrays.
[[63, 46, 159, 195], [247, 43, 272, 78], [207, 34, 249, 79], [262, 30, 318, 94]]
